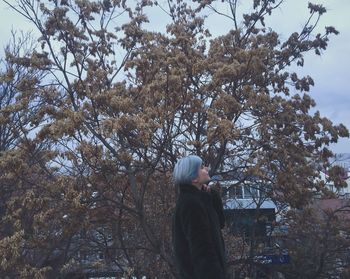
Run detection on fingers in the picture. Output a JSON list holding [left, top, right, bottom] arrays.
[[201, 184, 211, 192]]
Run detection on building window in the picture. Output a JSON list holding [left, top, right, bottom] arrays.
[[228, 185, 243, 199], [243, 185, 258, 198]]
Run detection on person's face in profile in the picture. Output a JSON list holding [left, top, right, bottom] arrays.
[[193, 165, 210, 186]]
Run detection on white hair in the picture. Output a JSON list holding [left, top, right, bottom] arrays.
[[173, 155, 202, 185]]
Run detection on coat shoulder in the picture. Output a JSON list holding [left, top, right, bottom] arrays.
[[176, 192, 203, 212]]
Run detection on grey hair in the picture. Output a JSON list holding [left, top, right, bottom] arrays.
[[173, 155, 202, 185]]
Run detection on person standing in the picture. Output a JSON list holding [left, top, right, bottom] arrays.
[[172, 155, 226, 279]]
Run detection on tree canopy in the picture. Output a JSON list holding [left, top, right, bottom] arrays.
[[0, 0, 349, 278]]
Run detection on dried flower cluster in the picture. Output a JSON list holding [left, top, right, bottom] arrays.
[[1, 0, 349, 278]]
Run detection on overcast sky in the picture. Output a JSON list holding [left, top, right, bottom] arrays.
[[0, 0, 349, 154]]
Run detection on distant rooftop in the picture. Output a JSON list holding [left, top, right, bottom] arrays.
[[312, 199, 350, 220]]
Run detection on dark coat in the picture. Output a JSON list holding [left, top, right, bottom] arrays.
[[172, 183, 226, 279]]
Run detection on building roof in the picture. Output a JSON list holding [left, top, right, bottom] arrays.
[[312, 199, 350, 220]]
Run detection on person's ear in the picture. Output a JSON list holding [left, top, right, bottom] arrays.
[[192, 177, 199, 184]]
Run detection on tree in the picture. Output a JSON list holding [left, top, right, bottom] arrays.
[[1, 0, 348, 278], [0, 33, 93, 278], [0, 31, 47, 151], [279, 202, 350, 279]]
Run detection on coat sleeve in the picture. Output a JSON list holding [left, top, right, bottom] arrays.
[[181, 202, 225, 279], [211, 189, 225, 229]]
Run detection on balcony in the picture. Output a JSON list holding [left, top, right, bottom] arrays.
[[221, 183, 276, 210]]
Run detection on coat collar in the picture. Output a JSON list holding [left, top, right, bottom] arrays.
[[178, 184, 211, 201]]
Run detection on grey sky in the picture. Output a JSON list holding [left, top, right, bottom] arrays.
[[1, 0, 349, 153]]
